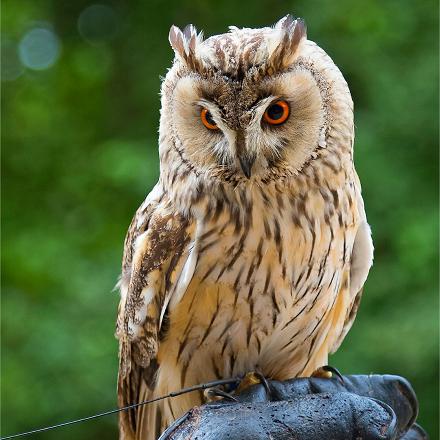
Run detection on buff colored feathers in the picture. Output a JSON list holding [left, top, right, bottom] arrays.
[[116, 15, 373, 440]]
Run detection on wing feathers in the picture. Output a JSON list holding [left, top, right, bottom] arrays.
[[331, 219, 373, 353], [349, 221, 374, 298], [116, 188, 194, 439]]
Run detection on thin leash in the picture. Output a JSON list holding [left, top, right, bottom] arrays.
[[1, 377, 240, 439]]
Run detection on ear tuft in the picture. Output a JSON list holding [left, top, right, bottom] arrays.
[[169, 24, 204, 71], [269, 15, 307, 71], [274, 14, 295, 30], [169, 25, 186, 56]]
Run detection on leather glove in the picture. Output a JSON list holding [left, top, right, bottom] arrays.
[[160, 374, 428, 440]]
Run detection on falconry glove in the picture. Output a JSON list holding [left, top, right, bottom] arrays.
[[160, 374, 428, 440]]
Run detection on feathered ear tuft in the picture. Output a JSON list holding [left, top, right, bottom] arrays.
[[268, 15, 307, 71], [169, 24, 204, 71]]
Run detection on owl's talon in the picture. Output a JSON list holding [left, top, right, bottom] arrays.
[[235, 371, 273, 399], [253, 370, 272, 397], [204, 387, 238, 402], [312, 365, 344, 384]]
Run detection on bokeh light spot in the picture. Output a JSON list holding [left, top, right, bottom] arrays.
[[78, 4, 118, 44], [18, 28, 60, 71]]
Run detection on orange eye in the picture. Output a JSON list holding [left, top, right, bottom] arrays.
[[201, 108, 218, 130], [263, 100, 290, 125]]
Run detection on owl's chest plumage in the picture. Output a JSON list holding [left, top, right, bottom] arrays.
[[157, 175, 359, 399]]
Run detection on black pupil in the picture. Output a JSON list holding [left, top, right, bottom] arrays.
[[205, 111, 216, 126], [267, 104, 284, 120]]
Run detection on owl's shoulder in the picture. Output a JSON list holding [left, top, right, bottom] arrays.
[[122, 182, 196, 277]]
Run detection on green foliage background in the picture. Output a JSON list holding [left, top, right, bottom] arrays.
[[2, 0, 438, 438]]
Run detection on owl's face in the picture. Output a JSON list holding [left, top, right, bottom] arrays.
[[160, 16, 351, 184]]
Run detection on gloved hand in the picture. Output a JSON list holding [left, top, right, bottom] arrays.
[[160, 374, 428, 440]]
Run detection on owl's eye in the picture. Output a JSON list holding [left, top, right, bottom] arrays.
[[201, 108, 219, 130], [263, 100, 290, 125]]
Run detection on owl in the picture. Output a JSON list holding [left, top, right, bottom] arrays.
[[116, 15, 374, 440]]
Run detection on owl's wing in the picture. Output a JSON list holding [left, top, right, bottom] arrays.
[[116, 184, 195, 440], [331, 195, 374, 353]]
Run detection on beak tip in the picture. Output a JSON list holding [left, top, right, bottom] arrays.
[[239, 156, 254, 179], [242, 168, 252, 179]]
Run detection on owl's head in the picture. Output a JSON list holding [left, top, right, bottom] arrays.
[[159, 15, 353, 186]]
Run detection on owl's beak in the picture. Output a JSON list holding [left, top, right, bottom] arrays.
[[235, 130, 255, 179], [239, 154, 255, 179]]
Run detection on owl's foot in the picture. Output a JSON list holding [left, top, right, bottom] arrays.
[[204, 387, 238, 402], [236, 371, 272, 397], [205, 371, 273, 403], [311, 365, 344, 383]]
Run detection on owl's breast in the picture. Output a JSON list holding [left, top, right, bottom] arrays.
[[159, 180, 360, 386]]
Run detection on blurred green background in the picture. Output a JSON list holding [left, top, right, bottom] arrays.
[[2, 0, 438, 438]]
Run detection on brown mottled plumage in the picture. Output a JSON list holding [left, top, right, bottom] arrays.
[[116, 15, 373, 440]]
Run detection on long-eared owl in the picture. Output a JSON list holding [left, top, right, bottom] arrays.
[[116, 15, 374, 440]]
